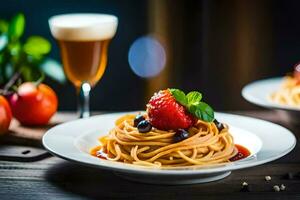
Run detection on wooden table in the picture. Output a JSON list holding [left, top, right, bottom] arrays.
[[0, 111, 299, 200]]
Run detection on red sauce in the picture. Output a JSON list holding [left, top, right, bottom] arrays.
[[230, 144, 251, 161]]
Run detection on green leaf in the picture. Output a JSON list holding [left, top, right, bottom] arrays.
[[7, 42, 22, 66], [0, 34, 8, 51], [24, 36, 51, 56], [40, 58, 66, 83], [26, 54, 44, 66], [186, 91, 202, 104], [20, 65, 34, 81], [0, 53, 4, 63], [20, 64, 42, 82], [0, 52, 9, 83], [8, 41, 21, 55], [189, 102, 214, 122], [4, 63, 13, 78], [0, 20, 8, 33], [169, 88, 187, 106], [8, 13, 25, 41]]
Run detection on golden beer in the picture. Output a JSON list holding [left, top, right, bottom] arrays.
[[58, 39, 110, 88]]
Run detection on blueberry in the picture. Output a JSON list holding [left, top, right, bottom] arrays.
[[213, 119, 224, 131], [137, 120, 152, 133], [134, 114, 145, 127], [173, 129, 189, 143]]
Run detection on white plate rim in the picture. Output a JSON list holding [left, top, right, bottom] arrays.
[[42, 112, 296, 175]]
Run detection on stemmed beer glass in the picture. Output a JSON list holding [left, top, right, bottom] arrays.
[[49, 14, 118, 118]]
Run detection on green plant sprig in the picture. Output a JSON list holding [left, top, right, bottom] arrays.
[[0, 13, 65, 91], [169, 88, 215, 122]]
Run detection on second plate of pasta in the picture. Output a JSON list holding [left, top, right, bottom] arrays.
[[242, 77, 300, 124], [242, 77, 300, 110]]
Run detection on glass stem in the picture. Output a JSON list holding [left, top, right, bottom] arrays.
[[78, 82, 91, 118]]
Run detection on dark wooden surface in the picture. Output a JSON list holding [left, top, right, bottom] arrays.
[[0, 111, 300, 200]]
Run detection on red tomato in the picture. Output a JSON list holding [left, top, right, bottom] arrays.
[[9, 82, 58, 126], [0, 95, 12, 134]]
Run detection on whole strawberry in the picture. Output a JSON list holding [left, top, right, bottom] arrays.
[[146, 89, 214, 130], [147, 90, 194, 130]]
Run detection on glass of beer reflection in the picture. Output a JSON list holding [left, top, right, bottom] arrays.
[[49, 14, 118, 118]]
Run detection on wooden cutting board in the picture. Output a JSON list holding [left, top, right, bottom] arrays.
[[0, 112, 77, 161], [1, 112, 77, 146]]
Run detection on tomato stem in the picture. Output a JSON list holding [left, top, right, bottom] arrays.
[[34, 72, 45, 87]]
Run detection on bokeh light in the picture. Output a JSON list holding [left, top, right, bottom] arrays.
[[128, 36, 166, 78]]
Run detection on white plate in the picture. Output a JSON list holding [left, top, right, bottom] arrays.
[[242, 77, 300, 123], [242, 77, 300, 111], [43, 112, 296, 185]]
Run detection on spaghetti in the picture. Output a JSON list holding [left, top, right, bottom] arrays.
[[270, 76, 300, 107], [91, 114, 239, 168]]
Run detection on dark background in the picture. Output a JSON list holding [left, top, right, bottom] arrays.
[[1, 0, 299, 111]]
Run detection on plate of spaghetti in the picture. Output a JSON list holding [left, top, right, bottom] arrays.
[[242, 62, 300, 123], [43, 89, 296, 184]]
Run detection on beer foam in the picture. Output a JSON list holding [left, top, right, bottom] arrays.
[[49, 14, 118, 41]]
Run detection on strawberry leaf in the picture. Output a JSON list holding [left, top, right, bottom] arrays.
[[169, 88, 187, 106]]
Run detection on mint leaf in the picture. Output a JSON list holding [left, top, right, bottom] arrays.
[[189, 102, 214, 122], [169, 88, 187, 106], [187, 91, 202, 104], [169, 88, 214, 122]]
